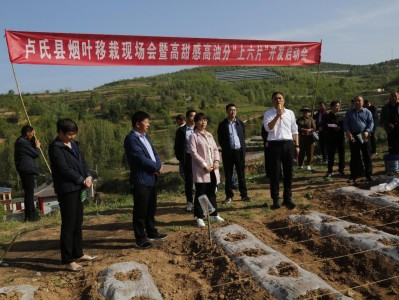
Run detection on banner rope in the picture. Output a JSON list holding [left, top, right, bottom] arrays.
[[11, 63, 52, 173]]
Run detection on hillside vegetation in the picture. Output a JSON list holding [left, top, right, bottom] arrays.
[[0, 60, 398, 191]]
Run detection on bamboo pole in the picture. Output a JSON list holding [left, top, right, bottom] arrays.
[[11, 63, 52, 173]]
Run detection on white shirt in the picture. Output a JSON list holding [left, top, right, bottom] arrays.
[[133, 130, 156, 162], [228, 119, 241, 150], [263, 107, 298, 141]]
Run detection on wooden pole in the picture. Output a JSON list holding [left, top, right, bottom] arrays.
[[311, 39, 322, 118], [206, 201, 212, 245]]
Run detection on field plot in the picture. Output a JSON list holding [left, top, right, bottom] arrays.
[[0, 159, 398, 299]]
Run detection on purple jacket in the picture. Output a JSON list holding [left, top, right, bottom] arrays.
[[189, 130, 220, 184]]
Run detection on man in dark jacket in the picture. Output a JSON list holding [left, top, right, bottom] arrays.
[[380, 91, 399, 154], [313, 101, 329, 163], [323, 101, 345, 177], [173, 110, 196, 211], [364, 99, 378, 154], [14, 125, 41, 221], [217, 103, 250, 203], [124, 111, 166, 249]]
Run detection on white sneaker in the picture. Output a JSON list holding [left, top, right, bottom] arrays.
[[186, 202, 193, 212], [211, 215, 224, 223], [197, 218, 206, 227], [307, 165, 312, 171]]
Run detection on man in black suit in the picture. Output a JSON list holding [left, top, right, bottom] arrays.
[[174, 110, 196, 211], [217, 103, 250, 203], [313, 101, 329, 163], [14, 125, 41, 222]]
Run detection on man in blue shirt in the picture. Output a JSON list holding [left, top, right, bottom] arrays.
[[217, 103, 250, 203], [124, 111, 167, 249], [344, 96, 374, 184]]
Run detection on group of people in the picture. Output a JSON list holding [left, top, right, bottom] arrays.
[[14, 119, 96, 271], [296, 97, 374, 182], [173, 104, 250, 228], [296, 91, 399, 184], [13, 90, 399, 271]]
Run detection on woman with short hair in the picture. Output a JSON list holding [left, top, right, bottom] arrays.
[[49, 118, 95, 271], [189, 112, 224, 227]]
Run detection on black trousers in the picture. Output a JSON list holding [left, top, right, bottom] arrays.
[[221, 149, 247, 199], [184, 153, 194, 204], [268, 141, 294, 203], [386, 127, 399, 154], [369, 131, 377, 154], [132, 185, 158, 243], [264, 146, 270, 177], [194, 171, 218, 219], [318, 131, 328, 161], [19, 173, 37, 221], [58, 190, 84, 264], [298, 135, 314, 166], [349, 136, 372, 179], [326, 137, 345, 174]]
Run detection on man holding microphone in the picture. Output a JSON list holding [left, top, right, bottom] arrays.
[[263, 92, 299, 209]]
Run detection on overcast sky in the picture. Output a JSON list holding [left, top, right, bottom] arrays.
[[1, 0, 398, 94]]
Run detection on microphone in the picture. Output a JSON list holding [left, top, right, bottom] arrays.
[[278, 104, 283, 118]]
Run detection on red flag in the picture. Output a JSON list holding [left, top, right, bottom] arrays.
[[6, 30, 321, 67]]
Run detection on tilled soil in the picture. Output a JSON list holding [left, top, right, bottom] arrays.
[[0, 157, 399, 299]]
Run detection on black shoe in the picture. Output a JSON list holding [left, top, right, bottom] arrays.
[[324, 173, 332, 178], [241, 196, 251, 202], [147, 233, 168, 241], [284, 201, 296, 209], [338, 171, 345, 176], [223, 197, 232, 204], [347, 178, 355, 184], [135, 240, 152, 249], [366, 176, 374, 183], [271, 203, 281, 210]]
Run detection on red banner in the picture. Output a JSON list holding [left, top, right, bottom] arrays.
[[6, 30, 321, 67]]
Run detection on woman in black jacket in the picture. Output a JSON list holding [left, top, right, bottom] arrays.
[[48, 118, 95, 271], [14, 125, 41, 221]]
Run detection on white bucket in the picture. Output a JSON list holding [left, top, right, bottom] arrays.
[[198, 195, 215, 216]]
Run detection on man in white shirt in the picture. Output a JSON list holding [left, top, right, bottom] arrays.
[[263, 92, 299, 209]]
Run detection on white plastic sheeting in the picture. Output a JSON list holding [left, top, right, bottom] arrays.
[[212, 224, 351, 300]]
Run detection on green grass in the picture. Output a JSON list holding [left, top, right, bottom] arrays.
[[165, 224, 190, 232], [48, 277, 68, 288], [115, 213, 131, 222], [0, 194, 132, 246]]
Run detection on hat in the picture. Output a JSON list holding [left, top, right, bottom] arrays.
[[300, 106, 311, 112]]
